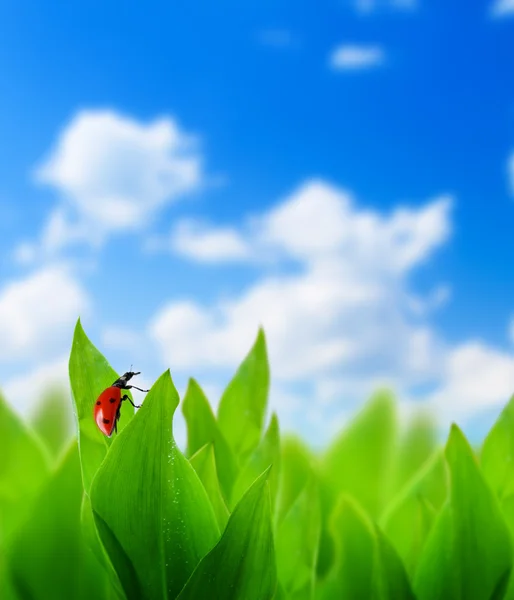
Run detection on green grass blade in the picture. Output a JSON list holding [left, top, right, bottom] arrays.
[[496, 495, 514, 599], [415, 425, 512, 600], [182, 378, 238, 502], [322, 389, 397, 519], [176, 469, 277, 600], [217, 328, 270, 463], [317, 495, 414, 600], [90, 370, 220, 600], [481, 394, 514, 500], [381, 450, 447, 577], [81, 493, 125, 599], [277, 436, 315, 524], [190, 443, 230, 531], [275, 478, 320, 598], [317, 390, 397, 582], [231, 412, 280, 510], [388, 410, 437, 501], [0, 392, 49, 542], [29, 387, 74, 462], [69, 318, 135, 493], [6, 442, 109, 600]]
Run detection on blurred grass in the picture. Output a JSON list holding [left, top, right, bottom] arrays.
[[1, 319, 514, 599]]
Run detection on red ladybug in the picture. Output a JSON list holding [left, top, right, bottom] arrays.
[[94, 370, 149, 437]]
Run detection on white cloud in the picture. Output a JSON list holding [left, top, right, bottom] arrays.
[[491, 0, 514, 17], [146, 177, 514, 441], [170, 219, 252, 262], [150, 180, 452, 403], [3, 355, 69, 417], [144, 177, 514, 442], [168, 181, 451, 272], [102, 326, 144, 351], [330, 44, 385, 70], [427, 342, 514, 424], [406, 284, 451, 316], [28, 109, 203, 258], [0, 265, 89, 361]]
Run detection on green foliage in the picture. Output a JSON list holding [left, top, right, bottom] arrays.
[[414, 425, 512, 600], [4, 319, 514, 599], [90, 370, 220, 600], [381, 450, 448, 577], [322, 389, 397, 519], [176, 470, 276, 600], [189, 443, 230, 531], [29, 386, 74, 460], [0, 392, 49, 542], [317, 495, 414, 599], [69, 318, 135, 493], [6, 443, 109, 600], [217, 327, 270, 464], [182, 378, 238, 502]]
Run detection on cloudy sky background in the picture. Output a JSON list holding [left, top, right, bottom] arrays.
[[0, 0, 514, 447]]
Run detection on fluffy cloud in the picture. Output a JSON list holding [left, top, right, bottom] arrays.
[[150, 180, 452, 412], [491, 0, 514, 17], [330, 45, 385, 70], [0, 265, 89, 362], [3, 356, 69, 417], [144, 177, 514, 442], [22, 109, 203, 260], [427, 342, 514, 423], [170, 219, 252, 262]]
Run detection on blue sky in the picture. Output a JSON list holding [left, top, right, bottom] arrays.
[[0, 0, 513, 447]]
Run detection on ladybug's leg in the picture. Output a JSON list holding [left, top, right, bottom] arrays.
[[114, 405, 121, 435], [121, 394, 141, 409], [125, 384, 150, 393]]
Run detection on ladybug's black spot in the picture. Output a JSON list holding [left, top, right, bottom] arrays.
[[96, 400, 101, 405], [103, 418, 110, 424], [109, 397, 117, 403]]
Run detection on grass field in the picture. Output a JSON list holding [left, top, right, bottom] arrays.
[[1, 318, 514, 599]]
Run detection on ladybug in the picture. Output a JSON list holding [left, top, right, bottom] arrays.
[[94, 370, 149, 437]]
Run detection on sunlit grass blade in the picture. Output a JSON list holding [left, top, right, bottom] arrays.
[[381, 450, 447, 577], [231, 412, 280, 510], [69, 318, 135, 493], [496, 495, 514, 598], [182, 378, 238, 502], [481, 394, 514, 500], [317, 495, 414, 600], [217, 328, 270, 464], [277, 435, 315, 524], [388, 410, 437, 501], [6, 442, 109, 600], [317, 390, 397, 581], [322, 389, 397, 519], [30, 386, 74, 462], [190, 443, 230, 530], [81, 493, 125, 599], [275, 478, 320, 598], [90, 370, 220, 600], [0, 392, 49, 542], [414, 424, 512, 600], [176, 469, 277, 600]]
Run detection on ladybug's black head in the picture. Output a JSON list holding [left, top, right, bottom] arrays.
[[112, 371, 141, 388]]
